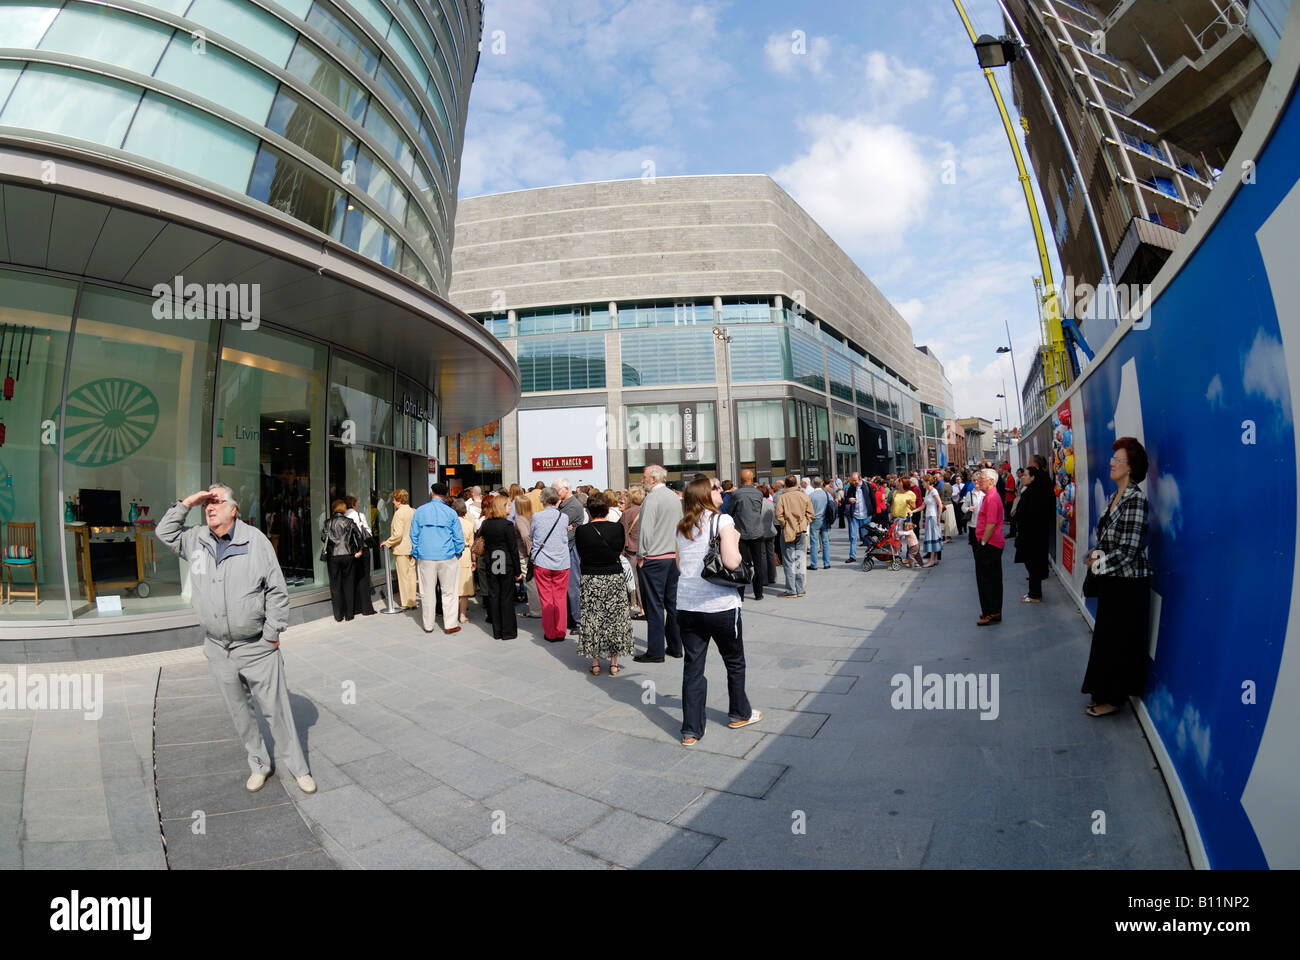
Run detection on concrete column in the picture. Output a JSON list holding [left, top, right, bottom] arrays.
[[605, 329, 624, 487], [502, 338, 519, 482]]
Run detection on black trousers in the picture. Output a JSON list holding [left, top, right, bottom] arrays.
[[1082, 576, 1151, 705], [327, 557, 355, 621], [737, 538, 766, 600], [637, 558, 681, 658], [485, 573, 518, 639], [764, 536, 778, 585], [679, 607, 751, 740], [975, 543, 1003, 616], [352, 555, 375, 615]]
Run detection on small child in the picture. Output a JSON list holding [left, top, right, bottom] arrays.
[[902, 521, 921, 567]]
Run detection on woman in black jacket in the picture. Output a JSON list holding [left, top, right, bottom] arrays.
[[321, 499, 363, 621], [478, 496, 522, 640], [1014, 459, 1054, 602]]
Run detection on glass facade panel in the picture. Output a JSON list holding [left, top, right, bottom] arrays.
[[266, 85, 357, 170], [362, 100, 415, 174], [719, 300, 771, 324], [186, 0, 297, 67], [737, 399, 787, 470], [789, 328, 825, 392], [0, 270, 75, 620], [65, 285, 217, 620], [284, 37, 369, 122], [306, 1, 380, 76], [39, 2, 174, 76], [827, 351, 852, 402], [0, 1, 61, 47], [624, 402, 717, 480], [402, 198, 437, 264], [248, 143, 346, 238], [397, 0, 454, 96], [353, 144, 406, 220], [346, 0, 393, 38], [216, 321, 327, 591], [154, 34, 278, 124], [271, 0, 311, 17], [0, 62, 24, 109], [517, 335, 605, 393], [376, 61, 421, 128], [620, 329, 714, 387], [124, 92, 259, 193], [409, 156, 446, 228], [330, 351, 393, 446], [889, 385, 902, 421], [415, 114, 447, 177], [1, 63, 141, 148], [342, 206, 401, 269], [327, 440, 392, 576], [393, 376, 432, 455], [384, 22, 432, 94]]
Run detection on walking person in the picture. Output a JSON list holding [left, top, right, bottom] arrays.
[[774, 475, 813, 597], [619, 486, 646, 618], [513, 494, 542, 619], [478, 496, 521, 640], [344, 494, 375, 616], [921, 475, 944, 566], [807, 477, 832, 570], [1082, 438, 1152, 717], [634, 464, 684, 663], [726, 469, 769, 601], [842, 472, 864, 562], [380, 489, 417, 610], [530, 487, 572, 642], [575, 492, 634, 675], [974, 468, 1006, 626], [675, 476, 761, 746], [1015, 457, 1054, 603], [940, 473, 958, 543], [156, 485, 315, 794], [322, 500, 363, 621], [555, 478, 586, 632], [410, 482, 465, 635]]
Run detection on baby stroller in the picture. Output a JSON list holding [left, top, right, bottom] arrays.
[[860, 520, 904, 572]]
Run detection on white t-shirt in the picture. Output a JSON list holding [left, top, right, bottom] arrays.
[[676, 512, 742, 614]]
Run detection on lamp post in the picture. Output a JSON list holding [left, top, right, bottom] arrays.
[[713, 326, 736, 480], [995, 343, 1025, 432]]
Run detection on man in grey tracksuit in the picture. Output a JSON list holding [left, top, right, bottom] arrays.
[[156, 484, 315, 795]]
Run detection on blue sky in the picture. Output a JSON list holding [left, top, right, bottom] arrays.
[[458, 0, 1065, 427]]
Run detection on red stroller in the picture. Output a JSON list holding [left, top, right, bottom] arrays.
[[860, 520, 905, 572]]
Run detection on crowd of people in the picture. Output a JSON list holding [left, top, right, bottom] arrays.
[[152, 438, 1154, 786]]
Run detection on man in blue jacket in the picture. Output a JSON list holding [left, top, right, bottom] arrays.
[[410, 481, 464, 634]]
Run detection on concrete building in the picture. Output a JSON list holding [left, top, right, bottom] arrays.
[[955, 417, 998, 464], [914, 346, 957, 469], [448, 175, 954, 489], [1003, 0, 1269, 418], [0, 1, 518, 644]]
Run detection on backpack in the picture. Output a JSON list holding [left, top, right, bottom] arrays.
[[823, 495, 837, 527]]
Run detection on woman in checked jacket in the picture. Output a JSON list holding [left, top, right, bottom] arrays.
[[1081, 437, 1152, 717]]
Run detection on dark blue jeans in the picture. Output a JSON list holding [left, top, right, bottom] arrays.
[[679, 607, 751, 740], [636, 557, 681, 657], [808, 520, 831, 568]]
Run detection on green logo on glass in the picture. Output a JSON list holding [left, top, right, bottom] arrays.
[[52, 378, 161, 467]]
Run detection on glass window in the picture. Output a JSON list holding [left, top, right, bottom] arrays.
[[625, 402, 717, 476], [216, 321, 327, 591], [376, 61, 421, 128], [330, 351, 393, 446], [0, 1, 61, 47], [0, 269, 76, 620], [362, 100, 415, 174], [827, 351, 853, 402], [354, 144, 407, 220], [516, 335, 605, 393], [346, 0, 392, 39], [266, 86, 358, 170], [247, 143, 346, 238], [0, 63, 141, 148], [409, 155, 446, 228], [730, 325, 787, 382], [66, 285, 217, 620], [273, 0, 311, 17], [620, 329, 715, 387], [39, 2, 174, 75], [153, 34, 278, 124], [306, 1, 379, 76], [124, 93, 259, 193], [416, 114, 447, 176], [284, 37, 368, 122], [185, 0, 296, 67], [393, 376, 432, 454], [789, 328, 825, 392], [384, 23, 431, 94], [719, 300, 771, 324], [737, 400, 787, 468], [342, 205, 401, 269], [397, 0, 455, 100], [889, 385, 902, 420], [398, 246, 432, 289], [402, 197, 438, 265], [0, 62, 24, 109]]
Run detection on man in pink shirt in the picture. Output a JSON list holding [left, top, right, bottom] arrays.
[[974, 468, 1005, 626]]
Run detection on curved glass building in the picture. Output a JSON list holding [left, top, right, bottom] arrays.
[[0, 0, 520, 644]]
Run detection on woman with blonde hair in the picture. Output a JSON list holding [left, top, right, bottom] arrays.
[[603, 489, 622, 523], [380, 489, 417, 609], [619, 484, 646, 619], [514, 494, 542, 618]]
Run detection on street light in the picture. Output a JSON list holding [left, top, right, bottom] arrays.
[[996, 343, 1025, 432], [713, 326, 736, 480], [974, 33, 1019, 68]]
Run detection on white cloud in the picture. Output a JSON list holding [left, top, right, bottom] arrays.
[[772, 117, 935, 255], [939, 84, 968, 123], [1148, 469, 1183, 538], [1206, 374, 1224, 409], [896, 297, 925, 326], [1177, 702, 1212, 776], [863, 51, 934, 113], [1243, 328, 1292, 421], [764, 31, 832, 76]]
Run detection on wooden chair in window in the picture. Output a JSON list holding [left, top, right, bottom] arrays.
[[3, 522, 38, 606]]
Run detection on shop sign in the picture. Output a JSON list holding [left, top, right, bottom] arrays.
[[532, 456, 593, 471], [680, 405, 699, 462]]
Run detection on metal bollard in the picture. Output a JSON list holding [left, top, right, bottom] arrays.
[[381, 546, 401, 614]]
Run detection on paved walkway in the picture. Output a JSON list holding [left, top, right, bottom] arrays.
[[1, 524, 1189, 869]]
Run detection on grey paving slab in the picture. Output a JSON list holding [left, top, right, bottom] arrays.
[[351, 827, 473, 869], [460, 824, 609, 870], [338, 753, 441, 804], [389, 786, 497, 852], [482, 779, 611, 842], [294, 783, 410, 850], [0, 740, 26, 771], [587, 771, 705, 822], [570, 810, 720, 869], [21, 840, 120, 869], [163, 802, 319, 869]]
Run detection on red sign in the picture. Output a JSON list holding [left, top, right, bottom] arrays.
[[1061, 536, 1074, 575], [532, 456, 593, 472], [427, 458, 437, 474]]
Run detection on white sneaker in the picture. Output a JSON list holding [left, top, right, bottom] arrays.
[[246, 771, 271, 792], [295, 774, 318, 795]]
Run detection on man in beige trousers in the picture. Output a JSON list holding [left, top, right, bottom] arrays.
[[774, 475, 814, 598], [381, 489, 417, 609]]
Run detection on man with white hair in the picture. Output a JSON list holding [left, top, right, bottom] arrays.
[[555, 477, 586, 631], [156, 484, 315, 795], [466, 485, 484, 523], [973, 468, 1005, 626], [634, 464, 684, 662]]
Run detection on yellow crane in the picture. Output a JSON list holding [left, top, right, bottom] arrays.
[[952, 0, 1073, 410]]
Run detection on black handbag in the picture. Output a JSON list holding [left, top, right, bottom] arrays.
[[526, 513, 563, 582], [702, 513, 752, 587]]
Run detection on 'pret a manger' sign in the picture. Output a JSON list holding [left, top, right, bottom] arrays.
[[532, 456, 593, 471]]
